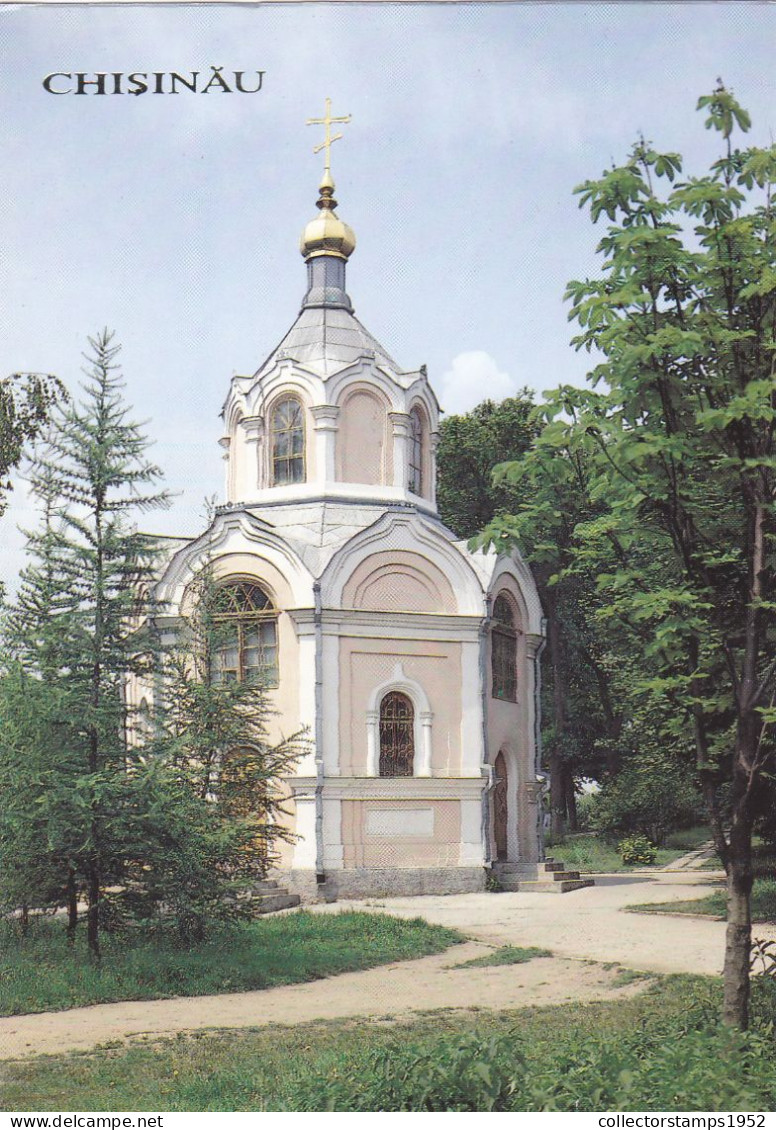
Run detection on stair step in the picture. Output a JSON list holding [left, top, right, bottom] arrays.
[[249, 891, 301, 914], [519, 878, 595, 894]]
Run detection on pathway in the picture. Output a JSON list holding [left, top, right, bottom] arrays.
[[2, 871, 771, 1062]]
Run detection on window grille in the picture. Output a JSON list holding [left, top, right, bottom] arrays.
[[379, 691, 415, 776], [491, 593, 518, 702], [210, 582, 279, 687], [271, 397, 305, 485], [408, 406, 424, 495]]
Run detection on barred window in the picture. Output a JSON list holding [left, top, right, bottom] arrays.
[[210, 582, 279, 688], [379, 691, 415, 777], [271, 396, 305, 486], [491, 594, 518, 702], [408, 406, 424, 495]]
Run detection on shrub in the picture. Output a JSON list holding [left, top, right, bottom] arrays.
[[618, 835, 656, 865], [295, 1032, 524, 1112], [590, 763, 703, 845]]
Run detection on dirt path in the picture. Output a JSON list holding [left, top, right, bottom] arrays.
[[2, 873, 770, 1062], [0, 942, 642, 1061]]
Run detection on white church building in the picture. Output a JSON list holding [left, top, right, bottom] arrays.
[[148, 110, 547, 901]]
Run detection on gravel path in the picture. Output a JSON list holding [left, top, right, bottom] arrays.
[[2, 871, 770, 1062]]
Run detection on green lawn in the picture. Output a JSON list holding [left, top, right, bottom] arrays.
[[4, 977, 776, 1111], [548, 836, 688, 873], [0, 911, 464, 1016], [628, 878, 776, 924]]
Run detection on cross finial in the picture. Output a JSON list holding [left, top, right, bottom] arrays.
[[306, 97, 352, 181]]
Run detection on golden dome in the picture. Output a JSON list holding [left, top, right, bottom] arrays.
[[300, 175, 356, 261]]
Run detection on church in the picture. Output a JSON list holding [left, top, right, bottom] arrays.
[[147, 103, 547, 902]]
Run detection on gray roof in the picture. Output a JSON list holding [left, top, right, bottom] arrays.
[[255, 305, 402, 381]]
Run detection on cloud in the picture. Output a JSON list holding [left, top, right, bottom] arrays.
[[437, 351, 520, 416]]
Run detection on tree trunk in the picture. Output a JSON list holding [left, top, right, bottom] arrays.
[[20, 904, 29, 937], [564, 766, 578, 832], [722, 805, 753, 1029], [66, 868, 78, 944], [549, 752, 566, 841], [86, 863, 101, 963]]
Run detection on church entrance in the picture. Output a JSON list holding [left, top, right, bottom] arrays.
[[493, 750, 508, 861]]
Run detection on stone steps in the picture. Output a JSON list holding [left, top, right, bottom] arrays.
[[240, 879, 301, 915], [492, 858, 595, 894]]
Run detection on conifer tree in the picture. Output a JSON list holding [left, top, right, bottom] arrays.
[[0, 330, 170, 959]]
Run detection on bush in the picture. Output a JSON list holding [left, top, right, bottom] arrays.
[[618, 835, 656, 865], [590, 763, 703, 845], [295, 1032, 524, 1111]]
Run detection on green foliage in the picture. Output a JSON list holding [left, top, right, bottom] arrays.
[[589, 761, 704, 845], [617, 835, 657, 866], [0, 911, 463, 1016], [436, 395, 537, 540], [0, 371, 66, 530], [455, 945, 552, 968], [295, 1031, 523, 1112]]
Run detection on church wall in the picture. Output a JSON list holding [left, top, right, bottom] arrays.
[[340, 798, 460, 868], [338, 637, 463, 776], [486, 572, 540, 865]]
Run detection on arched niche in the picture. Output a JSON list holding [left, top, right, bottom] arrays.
[[336, 385, 390, 485], [342, 550, 456, 614]]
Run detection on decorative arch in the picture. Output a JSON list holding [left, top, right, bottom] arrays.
[[323, 512, 484, 615], [491, 590, 519, 702], [365, 663, 432, 777], [344, 550, 456, 614]]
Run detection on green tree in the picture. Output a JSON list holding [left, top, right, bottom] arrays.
[[479, 405, 625, 836], [149, 565, 304, 894], [537, 84, 775, 1029], [0, 371, 64, 523], [436, 395, 537, 539], [1, 330, 171, 959]]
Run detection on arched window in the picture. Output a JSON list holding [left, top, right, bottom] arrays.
[[408, 406, 424, 495], [210, 582, 279, 688], [379, 691, 415, 776], [491, 594, 518, 702], [271, 396, 305, 485]]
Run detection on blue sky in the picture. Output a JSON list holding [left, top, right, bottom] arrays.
[[1, 1, 774, 587]]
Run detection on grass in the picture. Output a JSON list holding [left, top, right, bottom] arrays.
[[4, 976, 776, 1111], [453, 945, 552, 968], [0, 911, 464, 1017], [548, 826, 727, 874], [628, 878, 776, 923], [548, 835, 681, 873]]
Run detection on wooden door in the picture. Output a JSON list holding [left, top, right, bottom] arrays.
[[493, 751, 508, 861]]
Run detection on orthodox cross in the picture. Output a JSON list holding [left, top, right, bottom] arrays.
[[306, 98, 351, 178]]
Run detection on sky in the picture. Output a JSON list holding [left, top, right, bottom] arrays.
[[1, 0, 775, 589]]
